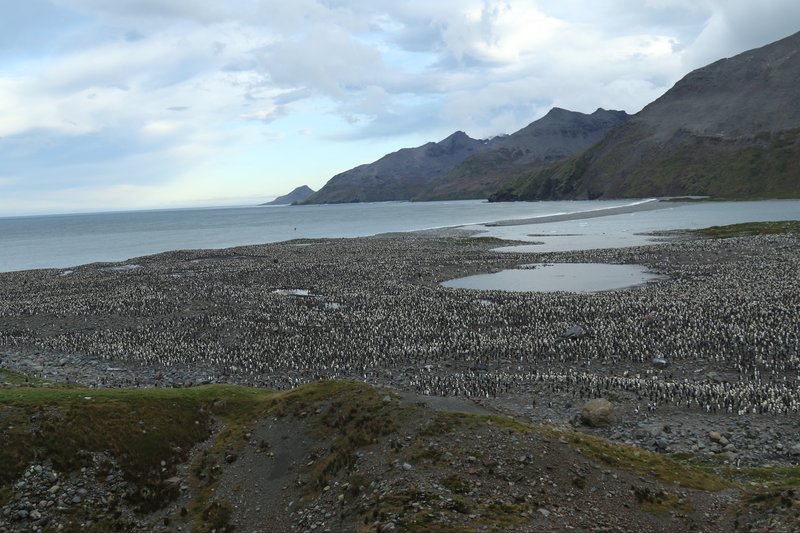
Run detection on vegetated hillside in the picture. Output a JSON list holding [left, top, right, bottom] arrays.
[[2, 377, 797, 533], [303, 132, 500, 204], [416, 108, 628, 201], [262, 185, 315, 205], [492, 31, 800, 201]]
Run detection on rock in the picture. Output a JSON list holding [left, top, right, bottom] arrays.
[[580, 398, 616, 427], [402, 463, 412, 471], [651, 357, 668, 369], [537, 508, 551, 518], [708, 431, 722, 443], [718, 436, 730, 446], [557, 324, 588, 342], [789, 444, 800, 456], [655, 437, 669, 450]]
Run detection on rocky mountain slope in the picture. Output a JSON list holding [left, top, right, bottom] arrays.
[[304, 108, 628, 204], [303, 132, 499, 204], [416, 108, 628, 200], [492, 31, 800, 201], [262, 185, 315, 205]]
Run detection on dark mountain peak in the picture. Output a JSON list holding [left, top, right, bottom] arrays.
[[444, 130, 471, 141], [303, 130, 493, 204], [638, 30, 800, 136], [415, 107, 629, 201], [513, 108, 629, 138], [543, 106, 571, 118], [262, 185, 315, 206], [494, 31, 800, 201]]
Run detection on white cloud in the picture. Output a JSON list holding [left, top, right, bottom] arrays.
[[1, 0, 798, 215]]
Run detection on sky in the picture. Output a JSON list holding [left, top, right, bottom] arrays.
[[0, 1, 798, 216]]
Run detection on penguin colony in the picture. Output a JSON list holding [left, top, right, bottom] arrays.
[[0, 231, 798, 417]]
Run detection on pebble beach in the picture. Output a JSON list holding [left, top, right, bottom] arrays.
[[1, 206, 799, 471]]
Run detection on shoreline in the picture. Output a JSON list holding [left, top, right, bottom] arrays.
[[484, 198, 689, 226]]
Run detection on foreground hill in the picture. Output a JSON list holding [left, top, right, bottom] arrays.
[[492, 31, 800, 201], [2, 378, 797, 532], [262, 185, 315, 205], [416, 108, 628, 200], [303, 132, 499, 204]]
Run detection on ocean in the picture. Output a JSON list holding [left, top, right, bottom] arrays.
[[0, 199, 798, 272]]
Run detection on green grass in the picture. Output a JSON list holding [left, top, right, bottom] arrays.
[[9, 376, 793, 531], [691, 220, 800, 238], [448, 236, 513, 247], [420, 411, 532, 437], [0, 381, 275, 523], [268, 381, 400, 494], [0, 367, 51, 386], [674, 455, 800, 489], [541, 425, 732, 492]]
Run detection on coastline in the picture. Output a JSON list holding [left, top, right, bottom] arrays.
[[484, 198, 689, 227], [2, 218, 799, 531]]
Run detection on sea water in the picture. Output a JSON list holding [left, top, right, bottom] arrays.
[[0, 199, 798, 272], [0, 200, 634, 272]]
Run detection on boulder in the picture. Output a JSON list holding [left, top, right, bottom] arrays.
[[556, 324, 589, 342], [651, 357, 668, 369], [580, 398, 616, 427]]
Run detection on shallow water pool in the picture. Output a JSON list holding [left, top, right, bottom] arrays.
[[441, 263, 662, 293]]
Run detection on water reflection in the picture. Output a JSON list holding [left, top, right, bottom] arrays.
[[442, 263, 662, 293]]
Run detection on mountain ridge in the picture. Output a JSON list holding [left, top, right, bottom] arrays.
[[491, 31, 800, 201], [262, 185, 315, 205], [303, 108, 628, 204], [416, 108, 629, 200], [302, 131, 499, 204]]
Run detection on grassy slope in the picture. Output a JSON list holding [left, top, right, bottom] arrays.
[[3, 375, 800, 531], [690, 220, 800, 238], [494, 128, 800, 201]]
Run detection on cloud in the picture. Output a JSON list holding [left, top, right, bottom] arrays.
[[681, 0, 800, 70], [2, 0, 798, 215]]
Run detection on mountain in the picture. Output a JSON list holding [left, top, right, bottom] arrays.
[[415, 108, 629, 200], [262, 185, 315, 205], [492, 31, 800, 201], [303, 132, 499, 204]]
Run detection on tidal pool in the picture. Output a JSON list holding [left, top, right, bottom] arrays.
[[442, 263, 662, 293]]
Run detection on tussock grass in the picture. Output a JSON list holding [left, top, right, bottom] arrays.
[[420, 411, 532, 437], [0, 380, 274, 518], [541, 425, 732, 492], [692, 220, 800, 238], [268, 381, 400, 494]]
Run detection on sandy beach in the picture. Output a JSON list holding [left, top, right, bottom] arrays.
[[485, 199, 689, 226]]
